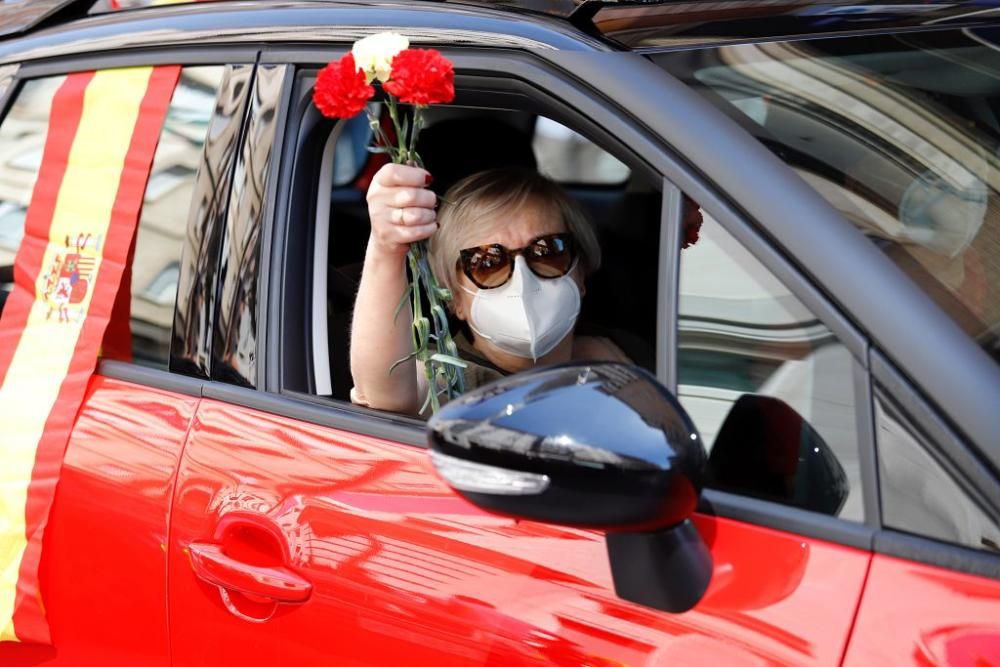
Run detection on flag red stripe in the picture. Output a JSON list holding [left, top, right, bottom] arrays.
[[0, 72, 95, 388], [10, 65, 181, 644]]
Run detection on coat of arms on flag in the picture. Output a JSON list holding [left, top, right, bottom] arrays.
[[41, 234, 99, 322]]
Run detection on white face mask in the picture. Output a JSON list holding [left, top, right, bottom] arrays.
[[461, 255, 581, 361]]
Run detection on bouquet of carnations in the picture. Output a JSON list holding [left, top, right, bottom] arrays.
[[313, 33, 464, 414]]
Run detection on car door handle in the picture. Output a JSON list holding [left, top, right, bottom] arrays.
[[188, 542, 312, 604]]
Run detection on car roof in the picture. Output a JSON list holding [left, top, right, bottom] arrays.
[[2, 0, 999, 59], [0, 1, 610, 65]]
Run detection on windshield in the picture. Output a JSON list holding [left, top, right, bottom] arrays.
[[654, 28, 1000, 363]]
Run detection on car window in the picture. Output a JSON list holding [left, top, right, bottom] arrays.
[[875, 387, 1000, 553], [283, 89, 662, 406], [0, 67, 223, 368], [653, 30, 1000, 365], [678, 207, 865, 521], [0, 76, 60, 309], [533, 117, 630, 185]]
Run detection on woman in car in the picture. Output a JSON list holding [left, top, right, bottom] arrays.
[[350, 162, 628, 415]]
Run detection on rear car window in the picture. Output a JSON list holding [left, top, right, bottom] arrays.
[[0, 66, 223, 368], [654, 29, 1000, 364], [0, 77, 61, 317]]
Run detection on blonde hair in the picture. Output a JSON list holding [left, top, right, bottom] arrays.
[[428, 168, 601, 295]]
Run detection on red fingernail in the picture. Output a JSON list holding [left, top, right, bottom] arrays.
[[425, 173, 434, 186]]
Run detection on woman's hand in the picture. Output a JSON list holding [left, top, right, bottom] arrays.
[[366, 163, 438, 259]]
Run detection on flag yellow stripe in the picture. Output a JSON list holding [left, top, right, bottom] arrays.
[[0, 67, 153, 641]]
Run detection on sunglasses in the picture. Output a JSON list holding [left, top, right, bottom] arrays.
[[458, 232, 577, 289]]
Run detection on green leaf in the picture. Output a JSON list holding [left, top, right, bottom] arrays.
[[430, 353, 468, 369], [393, 284, 413, 322], [430, 304, 449, 332], [365, 145, 391, 154], [388, 350, 418, 375]]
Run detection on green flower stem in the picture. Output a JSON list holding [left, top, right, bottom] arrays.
[[375, 95, 465, 414]]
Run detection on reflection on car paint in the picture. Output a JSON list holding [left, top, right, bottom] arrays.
[[844, 555, 1000, 666], [167, 399, 870, 666], [0, 376, 197, 667]]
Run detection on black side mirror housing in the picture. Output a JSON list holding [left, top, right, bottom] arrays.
[[707, 394, 849, 516], [427, 362, 712, 613]]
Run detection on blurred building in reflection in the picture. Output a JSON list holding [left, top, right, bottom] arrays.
[[0, 66, 222, 366]]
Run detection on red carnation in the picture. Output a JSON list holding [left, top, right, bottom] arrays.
[[384, 49, 455, 106], [313, 53, 374, 119], [682, 196, 703, 249]]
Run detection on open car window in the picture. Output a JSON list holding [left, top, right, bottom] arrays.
[[279, 77, 663, 410]]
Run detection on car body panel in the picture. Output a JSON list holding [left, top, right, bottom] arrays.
[[168, 399, 870, 666], [842, 554, 1000, 666], [0, 375, 198, 666]]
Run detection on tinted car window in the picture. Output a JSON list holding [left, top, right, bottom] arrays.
[[0, 76, 61, 301], [875, 387, 1000, 553], [654, 30, 1000, 364], [0, 67, 223, 367], [679, 207, 864, 520]]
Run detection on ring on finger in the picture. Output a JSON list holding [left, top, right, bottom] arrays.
[[392, 207, 405, 224]]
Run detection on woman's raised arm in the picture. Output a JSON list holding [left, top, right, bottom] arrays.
[[349, 163, 437, 414]]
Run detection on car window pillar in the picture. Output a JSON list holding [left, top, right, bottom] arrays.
[[172, 62, 257, 379]]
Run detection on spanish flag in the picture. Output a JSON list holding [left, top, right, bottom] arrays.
[[0, 65, 180, 644]]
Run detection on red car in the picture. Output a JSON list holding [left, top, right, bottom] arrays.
[[0, 0, 998, 665]]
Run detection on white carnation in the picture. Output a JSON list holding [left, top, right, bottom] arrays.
[[352, 32, 409, 83]]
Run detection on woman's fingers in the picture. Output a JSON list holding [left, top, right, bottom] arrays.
[[388, 221, 438, 245], [366, 163, 437, 256], [394, 206, 436, 227], [392, 187, 437, 210], [373, 162, 431, 189]]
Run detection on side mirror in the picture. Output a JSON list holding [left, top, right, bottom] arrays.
[[427, 362, 712, 613], [707, 394, 849, 516]]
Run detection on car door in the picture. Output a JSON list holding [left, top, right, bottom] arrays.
[[165, 44, 873, 666], [0, 53, 254, 665]]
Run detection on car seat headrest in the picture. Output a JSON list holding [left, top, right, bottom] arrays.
[[418, 118, 537, 195]]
